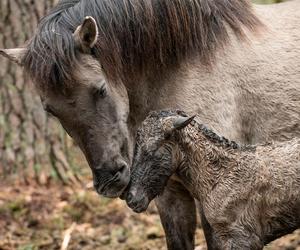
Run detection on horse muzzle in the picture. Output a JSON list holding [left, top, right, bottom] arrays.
[[93, 160, 130, 198]]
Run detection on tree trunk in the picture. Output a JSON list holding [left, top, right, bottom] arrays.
[[0, 0, 83, 185]]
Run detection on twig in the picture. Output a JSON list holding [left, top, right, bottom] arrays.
[[85, 181, 94, 189], [61, 222, 76, 250]]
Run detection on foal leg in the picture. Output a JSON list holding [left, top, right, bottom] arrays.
[[155, 179, 196, 250], [199, 208, 219, 250]]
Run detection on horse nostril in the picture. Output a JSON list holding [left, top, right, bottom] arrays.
[[114, 162, 128, 178], [119, 164, 126, 173]]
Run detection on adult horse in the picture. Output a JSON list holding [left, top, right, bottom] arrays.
[[1, 0, 300, 249]]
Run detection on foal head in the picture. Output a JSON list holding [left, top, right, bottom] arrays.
[[126, 110, 195, 212]]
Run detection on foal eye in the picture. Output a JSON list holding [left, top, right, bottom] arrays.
[[164, 132, 171, 140]]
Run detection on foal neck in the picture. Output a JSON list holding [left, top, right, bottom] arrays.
[[175, 121, 249, 200]]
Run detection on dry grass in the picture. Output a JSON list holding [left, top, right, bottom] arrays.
[[0, 179, 299, 250]]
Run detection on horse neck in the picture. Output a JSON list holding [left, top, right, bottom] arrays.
[[125, 56, 236, 141], [126, 73, 172, 133], [175, 123, 241, 201]]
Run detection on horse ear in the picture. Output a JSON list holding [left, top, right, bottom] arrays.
[[74, 16, 99, 51], [0, 48, 26, 66], [173, 115, 196, 130]]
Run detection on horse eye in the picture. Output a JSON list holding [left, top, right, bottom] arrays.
[[67, 100, 76, 107], [44, 105, 56, 116], [93, 85, 107, 99]]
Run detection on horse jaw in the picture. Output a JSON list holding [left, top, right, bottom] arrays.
[[0, 48, 26, 66]]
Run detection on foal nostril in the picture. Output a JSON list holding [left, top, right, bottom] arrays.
[[127, 192, 133, 203]]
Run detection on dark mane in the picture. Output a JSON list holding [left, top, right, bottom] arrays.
[[152, 109, 255, 151], [23, 0, 262, 91], [196, 123, 241, 150]]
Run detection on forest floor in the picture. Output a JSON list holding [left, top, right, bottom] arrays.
[[0, 180, 300, 250]]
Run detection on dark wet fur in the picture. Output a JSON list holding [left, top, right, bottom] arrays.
[[128, 110, 300, 249]]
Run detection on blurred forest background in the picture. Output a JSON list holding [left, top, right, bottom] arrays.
[[1, 0, 299, 250]]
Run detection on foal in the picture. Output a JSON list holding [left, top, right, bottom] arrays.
[[126, 110, 300, 249]]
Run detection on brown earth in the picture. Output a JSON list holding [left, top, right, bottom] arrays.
[[0, 181, 299, 250]]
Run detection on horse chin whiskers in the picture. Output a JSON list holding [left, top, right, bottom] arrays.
[[98, 177, 114, 193], [101, 184, 127, 198], [96, 171, 129, 197]]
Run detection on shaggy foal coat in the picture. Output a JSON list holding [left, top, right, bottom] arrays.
[[126, 110, 300, 250]]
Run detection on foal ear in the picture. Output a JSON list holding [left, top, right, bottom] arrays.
[[0, 48, 26, 66], [173, 115, 196, 130], [74, 16, 99, 51]]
